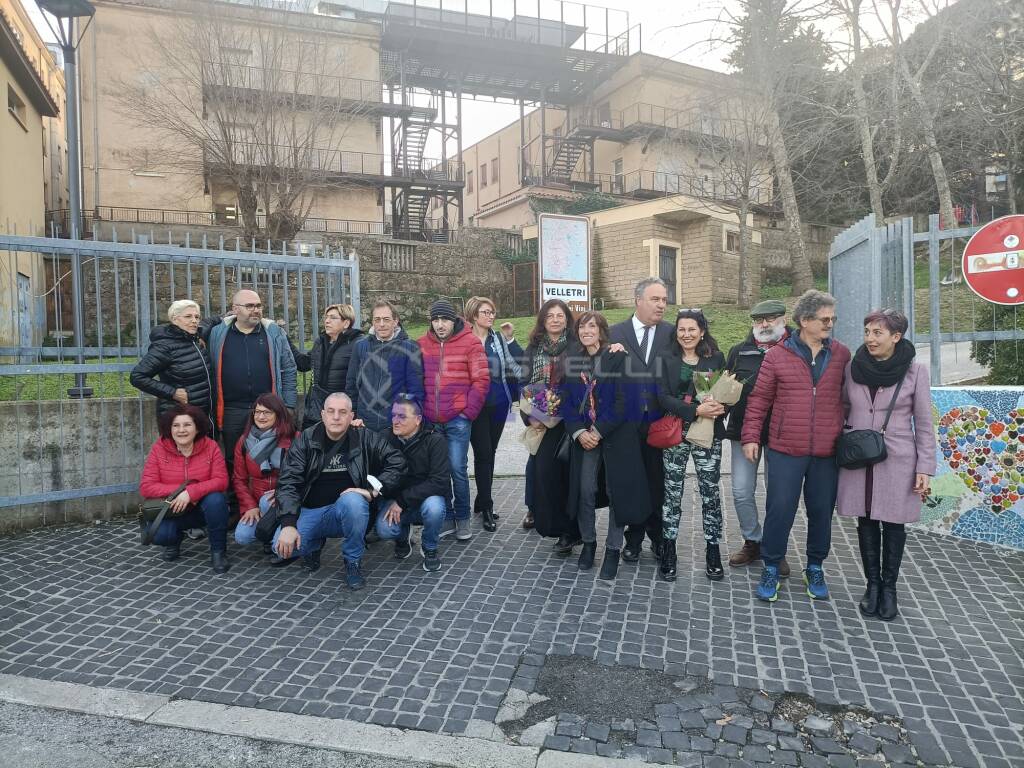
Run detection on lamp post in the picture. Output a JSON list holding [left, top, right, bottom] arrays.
[[37, 0, 95, 398]]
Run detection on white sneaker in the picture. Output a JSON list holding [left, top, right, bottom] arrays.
[[185, 528, 206, 540], [455, 518, 472, 541], [438, 518, 456, 539]]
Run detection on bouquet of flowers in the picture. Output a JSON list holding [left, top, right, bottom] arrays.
[[520, 382, 563, 428], [685, 369, 744, 448]]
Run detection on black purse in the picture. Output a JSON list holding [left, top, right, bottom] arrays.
[[836, 376, 905, 470], [138, 482, 190, 546], [255, 498, 281, 544]]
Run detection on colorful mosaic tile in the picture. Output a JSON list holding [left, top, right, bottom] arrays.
[[922, 387, 1024, 550]]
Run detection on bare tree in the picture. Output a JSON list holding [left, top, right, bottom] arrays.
[[112, 0, 373, 242]]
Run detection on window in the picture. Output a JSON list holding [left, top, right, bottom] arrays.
[[219, 46, 251, 63], [613, 158, 623, 193], [725, 229, 740, 253], [480, 163, 488, 188], [491, 158, 499, 184], [467, 170, 474, 194], [7, 86, 27, 130], [215, 204, 239, 225]]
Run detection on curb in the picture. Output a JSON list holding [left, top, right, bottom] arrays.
[[0, 674, 668, 768]]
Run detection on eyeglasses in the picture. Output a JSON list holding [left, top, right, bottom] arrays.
[[253, 409, 274, 417], [677, 308, 703, 314], [234, 302, 263, 311], [478, 309, 496, 316], [814, 315, 837, 325]]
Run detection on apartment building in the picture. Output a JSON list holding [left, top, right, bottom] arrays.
[[75, 0, 387, 239], [1, 0, 64, 348]]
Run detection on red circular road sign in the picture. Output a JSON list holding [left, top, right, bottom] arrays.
[[962, 215, 1024, 306]]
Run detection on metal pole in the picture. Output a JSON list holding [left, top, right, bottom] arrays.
[[65, 30, 92, 398], [928, 213, 942, 386]]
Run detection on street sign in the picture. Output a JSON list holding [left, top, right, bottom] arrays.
[[538, 213, 590, 314], [962, 215, 1024, 306]]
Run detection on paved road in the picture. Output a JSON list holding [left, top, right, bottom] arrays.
[[0, 700, 445, 768], [1, 478, 1021, 768]]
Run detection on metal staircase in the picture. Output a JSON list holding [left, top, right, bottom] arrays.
[[546, 136, 590, 184]]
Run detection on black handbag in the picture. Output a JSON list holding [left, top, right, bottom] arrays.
[[836, 376, 905, 470], [255, 498, 282, 544], [555, 431, 572, 463], [138, 482, 190, 546]]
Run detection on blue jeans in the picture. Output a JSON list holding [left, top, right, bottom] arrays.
[[234, 493, 272, 546], [375, 495, 446, 551], [761, 448, 838, 568], [151, 492, 230, 552], [435, 415, 471, 521], [729, 440, 764, 542], [272, 491, 369, 564]]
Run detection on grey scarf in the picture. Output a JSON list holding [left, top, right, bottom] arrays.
[[245, 426, 283, 475]]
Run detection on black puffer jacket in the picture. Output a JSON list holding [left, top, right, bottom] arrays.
[[130, 324, 213, 416], [293, 327, 364, 428], [275, 422, 407, 528]]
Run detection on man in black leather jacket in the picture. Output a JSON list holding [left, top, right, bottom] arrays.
[[274, 392, 406, 590]]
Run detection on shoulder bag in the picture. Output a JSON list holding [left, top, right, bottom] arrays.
[[138, 481, 190, 546], [646, 394, 692, 449], [836, 376, 906, 470]]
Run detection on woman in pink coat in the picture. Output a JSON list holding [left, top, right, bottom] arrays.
[[838, 309, 935, 621]]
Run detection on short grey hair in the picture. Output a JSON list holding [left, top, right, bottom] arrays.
[[634, 276, 666, 302], [791, 289, 836, 326], [323, 392, 353, 410], [167, 299, 200, 322]]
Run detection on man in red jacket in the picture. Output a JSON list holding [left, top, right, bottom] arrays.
[[741, 290, 851, 603], [418, 299, 490, 542]]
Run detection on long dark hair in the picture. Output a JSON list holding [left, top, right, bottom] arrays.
[[528, 299, 574, 348], [243, 393, 295, 442], [674, 309, 720, 358]]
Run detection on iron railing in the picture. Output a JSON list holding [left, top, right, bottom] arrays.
[[202, 61, 383, 104]]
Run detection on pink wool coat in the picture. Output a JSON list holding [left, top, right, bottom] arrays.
[[836, 360, 936, 524]]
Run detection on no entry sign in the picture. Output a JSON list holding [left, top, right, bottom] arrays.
[[962, 215, 1024, 306]]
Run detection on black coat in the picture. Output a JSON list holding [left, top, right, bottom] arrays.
[[130, 324, 213, 416], [657, 349, 728, 441], [275, 422, 407, 527], [607, 317, 675, 422], [293, 327, 363, 427], [387, 426, 450, 521], [723, 329, 791, 441], [561, 345, 652, 526]]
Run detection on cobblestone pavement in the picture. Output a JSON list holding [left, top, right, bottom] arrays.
[[0, 478, 1022, 768]]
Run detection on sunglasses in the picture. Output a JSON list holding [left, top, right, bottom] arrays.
[[677, 308, 703, 315]]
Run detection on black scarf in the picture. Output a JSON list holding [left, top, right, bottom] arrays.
[[851, 338, 916, 388]]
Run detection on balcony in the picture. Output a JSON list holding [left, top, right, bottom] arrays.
[[201, 62, 437, 120], [568, 102, 725, 142], [207, 144, 465, 188]]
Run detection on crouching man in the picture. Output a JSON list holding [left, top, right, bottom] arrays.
[[376, 395, 451, 572], [274, 392, 406, 590]]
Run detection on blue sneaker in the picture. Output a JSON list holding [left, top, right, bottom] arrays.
[[756, 565, 781, 602], [804, 565, 830, 600]]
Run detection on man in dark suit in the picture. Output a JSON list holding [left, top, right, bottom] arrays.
[[608, 276, 674, 562]]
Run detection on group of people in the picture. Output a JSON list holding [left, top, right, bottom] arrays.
[[132, 277, 936, 619]]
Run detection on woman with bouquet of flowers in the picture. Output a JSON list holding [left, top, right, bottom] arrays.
[[656, 309, 728, 582], [519, 299, 577, 552]]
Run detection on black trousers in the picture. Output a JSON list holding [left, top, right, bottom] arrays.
[[624, 424, 665, 550], [470, 403, 507, 512], [220, 404, 253, 516]]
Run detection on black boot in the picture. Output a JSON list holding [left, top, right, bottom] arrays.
[[161, 542, 180, 561], [599, 548, 620, 580], [659, 539, 677, 581], [578, 542, 597, 571], [856, 520, 882, 617], [554, 535, 574, 556], [482, 505, 497, 533], [705, 543, 724, 581], [211, 550, 230, 574], [878, 524, 906, 621]]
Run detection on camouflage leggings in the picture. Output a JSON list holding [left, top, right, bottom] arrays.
[[661, 439, 723, 543]]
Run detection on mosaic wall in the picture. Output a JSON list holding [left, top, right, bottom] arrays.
[[923, 387, 1024, 550]]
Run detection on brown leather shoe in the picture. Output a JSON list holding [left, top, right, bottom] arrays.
[[521, 513, 535, 530], [729, 540, 760, 567], [779, 558, 792, 578]]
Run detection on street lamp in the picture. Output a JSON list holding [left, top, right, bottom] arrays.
[[37, 0, 95, 398]]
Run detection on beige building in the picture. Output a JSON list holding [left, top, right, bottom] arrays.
[[1, 0, 63, 348], [76, 0, 386, 236]]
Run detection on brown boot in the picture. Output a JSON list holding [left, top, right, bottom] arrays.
[[779, 558, 792, 578], [729, 540, 760, 567]]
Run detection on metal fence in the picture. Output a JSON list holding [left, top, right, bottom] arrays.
[[0, 233, 358, 518], [829, 213, 1020, 385]]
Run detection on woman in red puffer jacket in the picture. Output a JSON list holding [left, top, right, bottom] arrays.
[[139, 403, 230, 572], [232, 393, 298, 562]]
